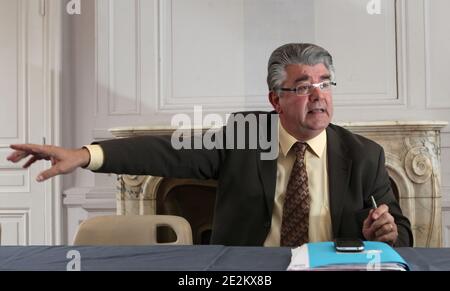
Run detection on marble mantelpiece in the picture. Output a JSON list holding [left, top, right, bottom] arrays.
[[110, 121, 448, 247]]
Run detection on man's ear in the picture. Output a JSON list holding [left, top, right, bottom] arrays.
[[268, 91, 282, 113]]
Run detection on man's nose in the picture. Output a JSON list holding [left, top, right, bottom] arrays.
[[309, 86, 323, 101]]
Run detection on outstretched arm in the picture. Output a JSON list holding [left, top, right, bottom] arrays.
[[7, 144, 90, 182]]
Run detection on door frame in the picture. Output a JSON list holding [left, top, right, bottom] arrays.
[[43, 0, 63, 245]]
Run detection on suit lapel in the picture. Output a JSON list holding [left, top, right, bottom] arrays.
[[326, 126, 352, 238], [257, 157, 277, 217], [256, 111, 278, 217]]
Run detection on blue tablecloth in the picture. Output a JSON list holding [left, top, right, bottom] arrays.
[[0, 245, 449, 271]]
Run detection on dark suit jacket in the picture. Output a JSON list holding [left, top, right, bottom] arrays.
[[95, 112, 413, 247]]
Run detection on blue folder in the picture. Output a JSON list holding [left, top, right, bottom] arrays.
[[306, 241, 409, 271]]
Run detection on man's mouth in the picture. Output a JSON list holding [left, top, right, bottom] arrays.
[[308, 108, 326, 114]]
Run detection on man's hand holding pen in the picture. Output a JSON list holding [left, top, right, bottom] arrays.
[[362, 196, 398, 246]]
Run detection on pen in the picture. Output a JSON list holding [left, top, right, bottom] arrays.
[[370, 195, 378, 209]]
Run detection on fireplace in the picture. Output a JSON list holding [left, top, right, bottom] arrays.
[[111, 121, 448, 247]]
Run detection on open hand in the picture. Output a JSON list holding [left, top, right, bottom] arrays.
[[7, 144, 90, 182]]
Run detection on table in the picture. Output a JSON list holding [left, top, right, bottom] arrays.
[[0, 245, 449, 271]]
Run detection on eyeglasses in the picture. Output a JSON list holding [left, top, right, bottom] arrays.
[[279, 81, 337, 96]]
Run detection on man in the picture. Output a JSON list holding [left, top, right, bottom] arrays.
[[7, 43, 413, 247]]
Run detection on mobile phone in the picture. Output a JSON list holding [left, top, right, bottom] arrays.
[[334, 238, 365, 252]]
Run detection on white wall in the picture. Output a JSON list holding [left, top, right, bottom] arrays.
[[62, 0, 116, 190], [61, 0, 450, 244]]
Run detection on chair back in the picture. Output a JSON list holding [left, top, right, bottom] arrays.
[[73, 215, 192, 245]]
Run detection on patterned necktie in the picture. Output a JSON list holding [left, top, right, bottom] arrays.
[[280, 142, 311, 247]]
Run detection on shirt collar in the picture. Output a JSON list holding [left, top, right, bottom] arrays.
[[279, 121, 327, 158]]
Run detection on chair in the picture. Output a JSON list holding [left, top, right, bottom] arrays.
[[73, 215, 192, 245]]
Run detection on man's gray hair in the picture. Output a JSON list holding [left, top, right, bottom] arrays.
[[267, 43, 335, 92]]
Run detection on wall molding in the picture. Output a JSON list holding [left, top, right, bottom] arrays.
[[0, 209, 29, 245], [157, 0, 408, 112], [46, 0, 63, 245], [157, 0, 268, 112], [0, 0, 28, 144], [96, 0, 142, 117], [424, 0, 450, 109], [333, 0, 408, 108], [108, 0, 141, 116], [18, 0, 27, 143], [94, 0, 413, 115]]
